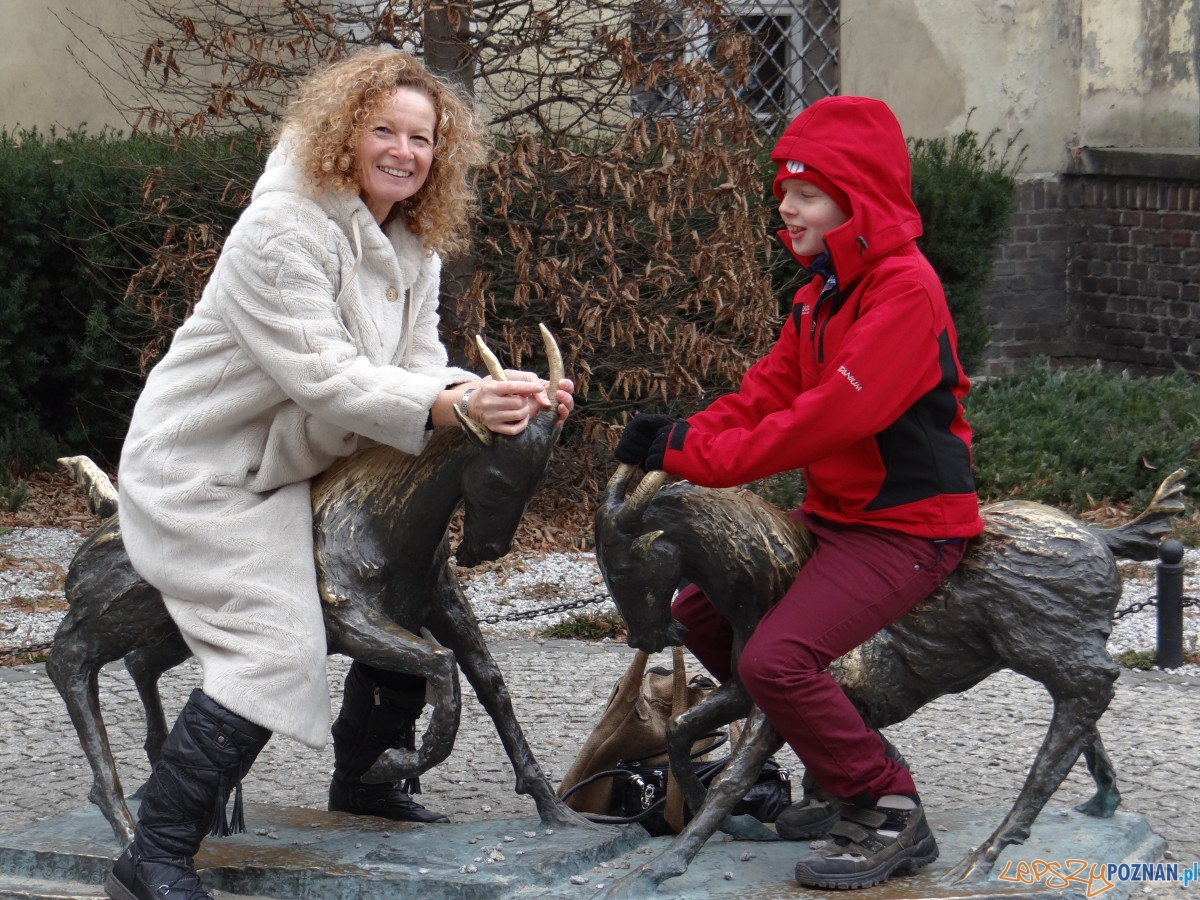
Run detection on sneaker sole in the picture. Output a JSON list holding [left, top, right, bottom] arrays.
[[794, 834, 939, 889]]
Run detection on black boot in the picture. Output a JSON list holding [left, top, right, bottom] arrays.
[[328, 663, 450, 824], [105, 689, 271, 900]]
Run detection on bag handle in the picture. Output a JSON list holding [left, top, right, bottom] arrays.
[[556, 649, 652, 811], [559, 735, 730, 804], [663, 644, 688, 833], [559, 735, 734, 828]]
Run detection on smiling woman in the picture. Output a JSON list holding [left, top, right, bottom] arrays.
[[101, 46, 575, 900], [354, 87, 438, 225]]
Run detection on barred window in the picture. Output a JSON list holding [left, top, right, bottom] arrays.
[[632, 0, 839, 136]]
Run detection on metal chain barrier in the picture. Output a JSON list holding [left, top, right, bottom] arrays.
[[1113, 595, 1199, 621], [478, 590, 611, 625], [3, 591, 1191, 658], [0, 641, 53, 666], [0, 594, 616, 661]]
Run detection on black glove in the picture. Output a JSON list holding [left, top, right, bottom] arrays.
[[643, 422, 674, 472], [615, 414, 672, 466]]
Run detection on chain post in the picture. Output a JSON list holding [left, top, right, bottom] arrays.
[[1156, 538, 1185, 669]]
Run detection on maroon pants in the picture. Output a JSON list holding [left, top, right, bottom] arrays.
[[671, 511, 966, 800]]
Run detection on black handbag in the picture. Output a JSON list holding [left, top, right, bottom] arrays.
[[603, 748, 793, 836], [559, 650, 794, 837]]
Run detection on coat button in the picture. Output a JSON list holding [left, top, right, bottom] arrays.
[[386, 287, 399, 301]]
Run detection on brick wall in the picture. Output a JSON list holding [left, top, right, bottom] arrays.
[[982, 159, 1200, 377], [983, 178, 1082, 374]]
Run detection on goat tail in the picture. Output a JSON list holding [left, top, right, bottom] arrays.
[[57, 455, 119, 520], [1091, 468, 1187, 561]]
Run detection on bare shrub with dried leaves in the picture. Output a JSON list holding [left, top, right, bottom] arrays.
[[63, 0, 794, 498]]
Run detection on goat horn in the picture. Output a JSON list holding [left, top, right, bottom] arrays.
[[606, 462, 638, 501], [542, 324, 564, 420], [632, 530, 664, 556], [609, 465, 638, 494], [475, 334, 507, 381], [616, 469, 672, 528]]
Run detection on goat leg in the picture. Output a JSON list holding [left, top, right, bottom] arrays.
[[598, 709, 780, 900], [123, 633, 193, 776], [664, 680, 756, 830], [942, 687, 1113, 884], [1075, 728, 1120, 818], [46, 644, 137, 846], [668, 693, 782, 841], [325, 607, 461, 781], [426, 580, 600, 829]]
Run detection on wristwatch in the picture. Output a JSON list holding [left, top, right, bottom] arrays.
[[459, 388, 476, 420]]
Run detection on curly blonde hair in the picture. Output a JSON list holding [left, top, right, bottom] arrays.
[[279, 47, 488, 258]]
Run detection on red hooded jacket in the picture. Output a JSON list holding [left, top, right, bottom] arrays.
[[661, 96, 983, 539]]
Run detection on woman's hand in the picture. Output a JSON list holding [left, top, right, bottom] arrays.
[[432, 374, 574, 434], [534, 372, 574, 425]]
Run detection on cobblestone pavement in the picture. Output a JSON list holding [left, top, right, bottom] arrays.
[[1, 643, 1197, 897]]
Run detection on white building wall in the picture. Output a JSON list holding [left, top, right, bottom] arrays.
[[841, 0, 1198, 175], [2, 1, 142, 134]]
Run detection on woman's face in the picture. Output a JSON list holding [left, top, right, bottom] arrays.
[[355, 86, 438, 225]]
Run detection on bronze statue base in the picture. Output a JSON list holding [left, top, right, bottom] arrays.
[[0, 801, 1165, 899]]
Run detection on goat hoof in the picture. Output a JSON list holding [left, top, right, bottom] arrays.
[[941, 851, 991, 885], [541, 799, 606, 830], [361, 748, 422, 784]]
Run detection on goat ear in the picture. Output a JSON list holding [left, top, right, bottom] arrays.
[[631, 530, 664, 556], [454, 406, 494, 446]]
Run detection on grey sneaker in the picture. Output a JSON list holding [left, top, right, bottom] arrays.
[[775, 795, 843, 840], [793, 799, 939, 889]]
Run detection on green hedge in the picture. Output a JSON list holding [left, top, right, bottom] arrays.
[[0, 121, 1019, 491], [0, 128, 263, 477], [750, 364, 1200, 517], [0, 128, 160, 470], [965, 364, 1200, 510], [909, 125, 1024, 375]]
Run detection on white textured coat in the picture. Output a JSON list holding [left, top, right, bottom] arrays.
[[118, 146, 474, 748]]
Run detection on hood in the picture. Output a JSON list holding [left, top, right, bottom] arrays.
[[770, 95, 922, 283], [253, 139, 327, 204], [250, 141, 371, 304], [252, 139, 373, 229]]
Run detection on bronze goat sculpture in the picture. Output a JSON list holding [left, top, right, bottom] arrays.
[[592, 463, 1186, 898], [48, 326, 592, 846]]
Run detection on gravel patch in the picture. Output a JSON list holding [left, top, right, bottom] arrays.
[[0, 527, 84, 648], [2, 526, 1198, 678]]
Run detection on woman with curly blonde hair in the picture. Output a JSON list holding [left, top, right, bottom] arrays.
[[106, 46, 574, 900], [281, 46, 485, 257]]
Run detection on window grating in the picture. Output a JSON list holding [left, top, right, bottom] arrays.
[[633, 0, 839, 139]]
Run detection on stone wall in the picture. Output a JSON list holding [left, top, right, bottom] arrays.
[[982, 151, 1200, 376]]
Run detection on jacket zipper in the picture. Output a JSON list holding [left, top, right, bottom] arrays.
[[808, 281, 841, 364]]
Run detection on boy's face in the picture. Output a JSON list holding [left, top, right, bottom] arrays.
[[778, 179, 849, 257]]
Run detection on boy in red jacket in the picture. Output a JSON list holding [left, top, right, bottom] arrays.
[[616, 95, 984, 890]]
